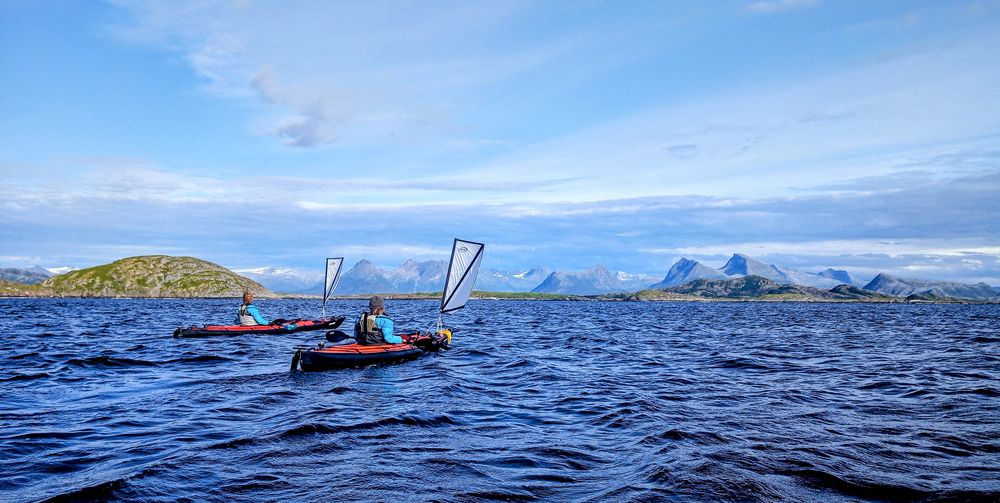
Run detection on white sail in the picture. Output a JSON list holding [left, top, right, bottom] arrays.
[[440, 239, 485, 313], [323, 257, 344, 307]]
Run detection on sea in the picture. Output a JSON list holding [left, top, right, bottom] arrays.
[[0, 298, 998, 502]]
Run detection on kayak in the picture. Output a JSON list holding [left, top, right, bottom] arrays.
[[291, 330, 451, 371], [173, 316, 345, 338]]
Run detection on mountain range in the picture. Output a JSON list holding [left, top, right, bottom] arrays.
[[656, 253, 856, 289], [3, 253, 996, 300], [531, 265, 659, 295], [233, 266, 325, 295], [862, 273, 996, 300], [336, 259, 551, 294], [0, 266, 53, 284], [637, 276, 897, 302], [210, 253, 1000, 300]]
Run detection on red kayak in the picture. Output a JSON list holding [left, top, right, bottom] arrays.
[[291, 330, 451, 371], [173, 316, 345, 338]]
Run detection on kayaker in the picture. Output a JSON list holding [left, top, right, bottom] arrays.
[[237, 290, 269, 326], [355, 295, 401, 344]]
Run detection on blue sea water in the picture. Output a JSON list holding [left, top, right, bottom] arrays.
[[0, 298, 998, 502]]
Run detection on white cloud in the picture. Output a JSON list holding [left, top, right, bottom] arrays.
[[106, 2, 571, 148]]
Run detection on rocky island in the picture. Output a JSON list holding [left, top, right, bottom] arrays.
[[1, 256, 274, 298]]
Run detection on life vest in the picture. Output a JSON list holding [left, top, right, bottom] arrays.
[[354, 311, 385, 345], [238, 304, 260, 326]]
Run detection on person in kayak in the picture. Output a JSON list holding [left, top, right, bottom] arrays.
[[237, 290, 269, 326], [354, 295, 401, 344]]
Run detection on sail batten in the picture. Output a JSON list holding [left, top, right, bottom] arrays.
[[440, 239, 484, 313]]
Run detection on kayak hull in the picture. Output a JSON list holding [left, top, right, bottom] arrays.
[[299, 344, 424, 370], [173, 316, 345, 338], [294, 332, 449, 371]]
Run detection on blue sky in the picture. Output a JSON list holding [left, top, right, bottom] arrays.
[[2, 0, 999, 285]]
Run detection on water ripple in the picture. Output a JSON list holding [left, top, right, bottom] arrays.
[[0, 298, 998, 501]]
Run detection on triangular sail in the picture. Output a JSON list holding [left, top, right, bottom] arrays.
[[322, 257, 344, 317], [440, 239, 484, 313]]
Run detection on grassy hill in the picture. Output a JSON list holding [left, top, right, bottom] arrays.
[[40, 255, 275, 298]]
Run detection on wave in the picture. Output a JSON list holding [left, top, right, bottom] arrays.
[[64, 355, 160, 368], [779, 468, 999, 501], [279, 415, 460, 439], [3, 299, 999, 501], [710, 356, 772, 371], [459, 489, 539, 501], [38, 477, 128, 503], [162, 355, 235, 365], [0, 372, 50, 382], [208, 414, 460, 450], [640, 428, 727, 446]]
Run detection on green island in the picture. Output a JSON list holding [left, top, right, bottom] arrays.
[[1, 256, 274, 298]]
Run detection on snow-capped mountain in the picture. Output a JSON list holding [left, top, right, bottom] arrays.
[[0, 267, 52, 284], [616, 270, 662, 292], [532, 265, 655, 295], [863, 273, 997, 300], [646, 255, 863, 291], [718, 254, 853, 288], [339, 260, 550, 294], [44, 266, 79, 275], [337, 259, 396, 294], [817, 268, 858, 286], [387, 259, 448, 293], [649, 258, 727, 289], [475, 267, 550, 292], [720, 253, 790, 283], [776, 267, 845, 289], [234, 266, 325, 294], [228, 253, 995, 298]]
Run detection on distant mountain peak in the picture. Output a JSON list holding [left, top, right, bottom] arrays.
[[28, 266, 54, 277], [532, 264, 652, 295], [650, 257, 726, 289], [0, 267, 52, 285], [818, 268, 855, 285], [720, 253, 788, 283], [864, 272, 996, 300]]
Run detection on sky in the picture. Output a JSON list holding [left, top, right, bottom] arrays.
[[1, 0, 999, 285]]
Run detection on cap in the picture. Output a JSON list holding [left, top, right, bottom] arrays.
[[369, 295, 384, 310]]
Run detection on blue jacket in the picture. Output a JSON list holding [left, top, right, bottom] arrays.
[[237, 303, 269, 325], [374, 315, 401, 344]]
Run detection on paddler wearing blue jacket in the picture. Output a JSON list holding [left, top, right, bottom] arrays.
[[237, 290, 269, 326], [355, 295, 401, 344]]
